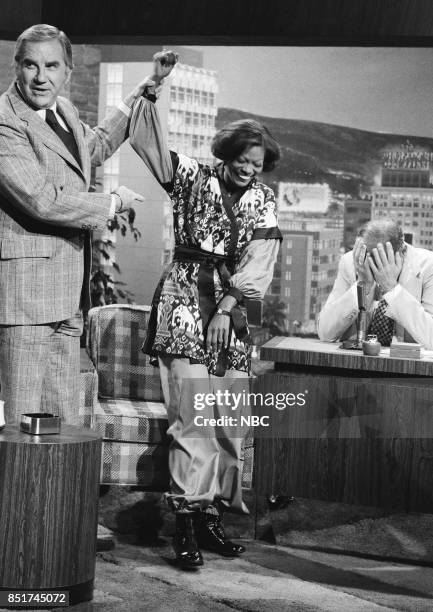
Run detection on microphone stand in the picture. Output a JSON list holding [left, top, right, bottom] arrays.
[[355, 282, 367, 348], [340, 282, 366, 350]]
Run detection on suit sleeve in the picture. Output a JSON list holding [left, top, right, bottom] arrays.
[[0, 114, 112, 229], [80, 104, 131, 167], [385, 268, 433, 348], [317, 252, 374, 341]]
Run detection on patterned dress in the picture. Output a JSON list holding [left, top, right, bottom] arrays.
[[130, 98, 282, 376]]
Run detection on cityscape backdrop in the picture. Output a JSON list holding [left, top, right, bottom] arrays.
[[1, 42, 432, 338]]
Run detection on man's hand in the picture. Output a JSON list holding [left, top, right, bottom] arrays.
[[112, 185, 144, 213], [125, 50, 179, 105], [151, 50, 179, 85], [353, 237, 374, 290], [367, 241, 403, 293]]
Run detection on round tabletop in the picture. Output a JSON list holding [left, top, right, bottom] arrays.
[[0, 424, 101, 445]]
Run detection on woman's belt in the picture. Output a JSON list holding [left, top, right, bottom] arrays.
[[173, 245, 249, 343]]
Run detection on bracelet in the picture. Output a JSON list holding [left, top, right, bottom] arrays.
[[216, 308, 231, 317]]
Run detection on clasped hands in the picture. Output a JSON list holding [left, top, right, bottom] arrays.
[[353, 236, 403, 294], [127, 49, 179, 104]]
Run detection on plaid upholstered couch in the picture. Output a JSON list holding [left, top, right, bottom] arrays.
[[85, 304, 254, 490]]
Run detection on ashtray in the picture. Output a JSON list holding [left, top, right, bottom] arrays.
[[20, 413, 61, 435]]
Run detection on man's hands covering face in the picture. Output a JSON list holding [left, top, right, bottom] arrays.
[[353, 237, 374, 289], [367, 241, 403, 294]]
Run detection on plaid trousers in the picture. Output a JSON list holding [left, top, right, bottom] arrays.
[[0, 316, 82, 425]]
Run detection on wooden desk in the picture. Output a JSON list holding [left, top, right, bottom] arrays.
[[254, 337, 433, 512], [0, 425, 102, 605]]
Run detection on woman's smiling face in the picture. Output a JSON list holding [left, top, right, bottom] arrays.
[[224, 145, 265, 189]]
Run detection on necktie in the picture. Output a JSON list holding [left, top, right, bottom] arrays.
[[368, 299, 395, 346], [45, 108, 80, 165]]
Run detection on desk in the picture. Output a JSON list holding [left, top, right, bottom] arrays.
[[255, 337, 433, 512], [0, 425, 102, 605]]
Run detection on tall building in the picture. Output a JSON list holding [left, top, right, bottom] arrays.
[[343, 198, 372, 251], [372, 146, 433, 249], [267, 219, 343, 334], [97, 50, 218, 306]]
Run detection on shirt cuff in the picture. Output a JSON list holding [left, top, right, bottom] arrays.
[[350, 283, 358, 305], [383, 283, 403, 305], [117, 100, 132, 117], [109, 194, 117, 218]]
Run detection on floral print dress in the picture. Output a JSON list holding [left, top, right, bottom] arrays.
[[130, 98, 282, 375]]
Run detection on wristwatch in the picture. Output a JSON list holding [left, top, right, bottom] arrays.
[[216, 308, 231, 317]]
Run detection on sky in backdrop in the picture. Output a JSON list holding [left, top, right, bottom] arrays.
[[190, 46, 433, 137]]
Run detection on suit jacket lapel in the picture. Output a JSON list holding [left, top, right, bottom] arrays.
[[7, 83, 86, 181]]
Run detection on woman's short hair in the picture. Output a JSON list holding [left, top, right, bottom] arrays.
[[211, 119, 280, 172], [14, 24, 73, 70]]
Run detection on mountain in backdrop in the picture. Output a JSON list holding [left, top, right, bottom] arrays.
[[216, 107, 433, 198]]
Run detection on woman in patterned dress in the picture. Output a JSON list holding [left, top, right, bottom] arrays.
[[129, 52, 282, 570]]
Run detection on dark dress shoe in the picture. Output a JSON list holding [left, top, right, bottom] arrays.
[[196, 512, 246, 557], [173, 514, 204, 570]]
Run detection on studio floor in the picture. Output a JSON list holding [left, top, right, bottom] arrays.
[[3, 492, 433, 612]]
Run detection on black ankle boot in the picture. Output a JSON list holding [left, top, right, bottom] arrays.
[[196, 511, 246, 557], [173, 513, 203, 570]]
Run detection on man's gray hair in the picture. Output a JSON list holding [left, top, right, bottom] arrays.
[[14, 24, 73, 69], [358, 219, 406, 254]]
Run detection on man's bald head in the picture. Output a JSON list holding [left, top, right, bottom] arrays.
[[358, 219, 405, 254]]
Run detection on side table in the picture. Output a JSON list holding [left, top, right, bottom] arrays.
[[0, 425, 102, 605]]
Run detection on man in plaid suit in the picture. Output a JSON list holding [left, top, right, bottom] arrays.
[[0, 24, 155, 424], [318, 219, 433, 348]]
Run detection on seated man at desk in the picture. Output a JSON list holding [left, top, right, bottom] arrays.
[[317, 219, 433, 348]]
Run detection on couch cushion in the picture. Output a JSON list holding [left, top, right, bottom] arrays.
[[93, 398, 168, 444], [100, 441, 169, 489], [87, 305, 164, 401]]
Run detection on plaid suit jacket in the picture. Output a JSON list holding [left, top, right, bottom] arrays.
[[0, 83, 130, 324]]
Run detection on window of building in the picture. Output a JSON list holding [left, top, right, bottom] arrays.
[[201, 114, 207, 126], [194, 90, 201, 104], [186, 88, 193, 104], [170, 86, 177, 102], [185, 112, 192, 126], [209, 92, 215, 106], [286, 239, 293, 249], [201, 91, 208, 106], [193, 113, 199, 127], [285, 271, 291, 281], [286, 255, 292, 265], [178, 87, 185, 102], [192, 134, 199, 149], [284, 287, 291, 297]]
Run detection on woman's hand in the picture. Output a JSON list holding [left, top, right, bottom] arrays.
[[206, 313, 231, 352], [151, 50, 179, 85]]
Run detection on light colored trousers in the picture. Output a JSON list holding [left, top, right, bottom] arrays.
[[0, 318, 82, 425], [158, 355, 250, 514]]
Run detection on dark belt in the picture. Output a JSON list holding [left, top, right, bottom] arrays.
[[173, 246, 249, 342]]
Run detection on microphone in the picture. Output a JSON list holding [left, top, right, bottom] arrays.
[[356, 282, 367, 346]]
